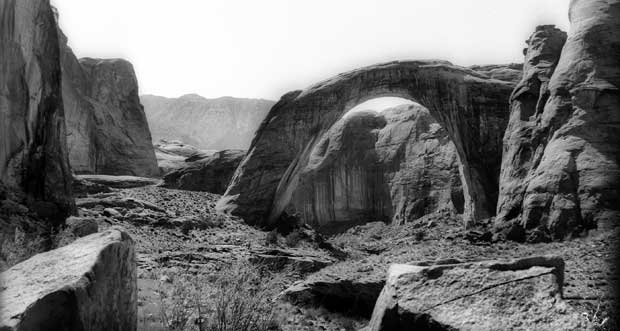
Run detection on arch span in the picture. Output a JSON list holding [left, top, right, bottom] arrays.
[[217, 60, 515, 228]]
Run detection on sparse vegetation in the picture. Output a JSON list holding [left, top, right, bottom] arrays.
[[284, 229, 303, 247], [151, 262, 283, 331], [264, 229, 278, 246], [0, 227, 46, 271]]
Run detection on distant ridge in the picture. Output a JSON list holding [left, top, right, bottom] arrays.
[[141, 94, 276, 150]]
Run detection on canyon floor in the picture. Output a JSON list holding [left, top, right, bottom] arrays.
[[77, 184, 618, 331]]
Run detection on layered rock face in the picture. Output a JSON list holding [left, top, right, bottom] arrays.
[[281, 105, 463, 233], [0, 0, 73, 224], [0, 228, 137, 331], [162, 149, 245, 194], [366, 256, 585, 330], [285, 111, 391, 232], [60, 32, 159, 177], [496, 0, 620, 241], [141, 94, 275, 150], [218, 61, 514, 228]]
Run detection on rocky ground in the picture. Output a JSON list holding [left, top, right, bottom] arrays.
[[73, 182, 618, 331]]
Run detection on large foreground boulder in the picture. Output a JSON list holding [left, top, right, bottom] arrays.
[[495, 0, 620, 241], [0, 0, 74, 226], [0, 228, 137, 331], [366, 256, 585, 330]]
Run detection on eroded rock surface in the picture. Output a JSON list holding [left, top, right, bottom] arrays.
[[366, 256, 585, 331], [496, 0, 620, 241], [162, 149, 245, 194], [154, 140, 216, 175], [219, 61, 512, 228], [0, 228, 137, 331], [0, 0, 73, 225], [60, 30, 158, 177], [282, 105, 463, 233]]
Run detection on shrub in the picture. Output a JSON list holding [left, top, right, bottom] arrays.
[[202, 263, 281, 331], [264, 229, 278, 246], [284, 229, 303, 248], [0, 227, 46, 270], [156, 263, 282, 331]]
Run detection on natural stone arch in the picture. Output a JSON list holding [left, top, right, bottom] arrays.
[[217, 60, 515, 228]]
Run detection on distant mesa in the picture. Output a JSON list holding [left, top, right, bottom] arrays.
[[141, 94, 275, 151]]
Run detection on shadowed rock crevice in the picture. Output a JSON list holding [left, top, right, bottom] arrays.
[[218, 61, 515, 229]]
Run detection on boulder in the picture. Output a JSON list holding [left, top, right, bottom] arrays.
[[0, 0, 74, 225], [218, 60, 514, 229], [281, 274, 385, 317], [495, 0, 620, 241], [162, 149, 245, 194], [249, 248, 335, 273], [0, 228, 137, 331], [60, 29, 159, 177], [366, 256, 585, 330]]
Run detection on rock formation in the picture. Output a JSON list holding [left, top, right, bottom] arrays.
[[60, 29, 159, 177], [141, 94, 275, 150], [154, 140, 216, 175], [470, 63, 523, 83], [495, 0, 620, 241], [0, 228, 137, 331], [366, 256, 585, 330], [0, 0, 73, 225], [218, 60, 514, 228], [162, 149, 245, 194], [280, 105, 463, 233]]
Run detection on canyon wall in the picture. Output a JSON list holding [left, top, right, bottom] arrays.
[[218, 60, 514, 229], [141, 94, 275, 150], [60, 31, 159, 177], [0, 0, 73, 224], [495, 0, 620, 241]]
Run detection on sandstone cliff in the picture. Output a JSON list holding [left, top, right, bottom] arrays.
[[218, 60, 514, 228], [141, 94, 275, 150], [60, 31, 159, 177], [495, 0, 620, 241], [0, 0, 73, 225], [281, 105, 463, 233]]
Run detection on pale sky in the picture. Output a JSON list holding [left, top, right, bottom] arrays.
[[52, 0, 570, 101]]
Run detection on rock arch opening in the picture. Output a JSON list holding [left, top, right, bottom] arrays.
[[280, 96, 465, 233], [218, 61, 515, 231]]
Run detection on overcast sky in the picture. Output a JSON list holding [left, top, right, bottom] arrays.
[[52, 0, 570, 101]]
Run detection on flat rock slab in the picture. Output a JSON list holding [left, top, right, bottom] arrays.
[[367, 256, 586, 331], [250, 248, 335, 273], [0, 228, 137, 331], [75, 175, 162, 189]]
